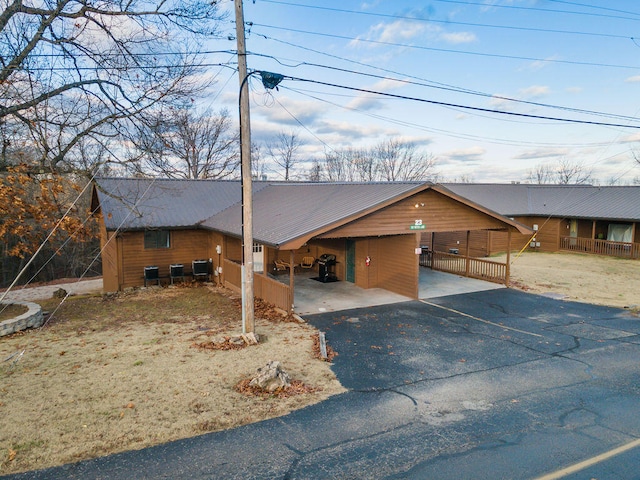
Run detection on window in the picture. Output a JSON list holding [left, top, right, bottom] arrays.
[[144, 230, 170, 249]]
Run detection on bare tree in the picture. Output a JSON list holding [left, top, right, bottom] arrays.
[[555, 158, 593, 184], [527, 163, 555, 184], [318, 139, 437, 183], [527, 159, 592, 184], [251, 142, 267, 181], [373, 138, 437, 181], [267, 130, 302, 181], [131, 108, 239, 179], [321, 147, 371, 182], [307, 159, 323, 182], [0, 0, 223, 173]]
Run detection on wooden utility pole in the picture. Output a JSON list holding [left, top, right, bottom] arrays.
[[234, 0, 254, 333]]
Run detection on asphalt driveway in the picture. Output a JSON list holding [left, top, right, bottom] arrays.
[[5, 289, 640, 479]]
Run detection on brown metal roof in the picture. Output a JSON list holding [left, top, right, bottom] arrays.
[[443, 183, 640, 222], [94, 177, 268, 230], [94, 178, 533, 248], [201, 182, 427, 248]]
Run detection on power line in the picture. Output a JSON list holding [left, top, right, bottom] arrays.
[[421, 0, 640, 22], [280, 84, 625, 149], [247, 50, 640, 125], [275, 72, 640, 129], [547, 0, 640, 17], [250, 23, 640, 71], [258, 0, 637, 41]]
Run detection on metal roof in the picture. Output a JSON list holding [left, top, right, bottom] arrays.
[[93, 179, 533, 247], [202, 182, 425, 247], [94, 177, 269, 230], [444, 184, 640, 221]]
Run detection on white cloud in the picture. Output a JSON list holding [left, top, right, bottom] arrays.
[[256, 97, 327, 127], [523, 55, 560, 71], [442, 146, 486, 163], [518, 85, 550, 99], [440, 31, 476, 44], [351, 20, 426, 47], [625, 75, 640, 83], [513, 148, 569, 160], [619, 132, 640, 143], [347, 78, 409, 110]]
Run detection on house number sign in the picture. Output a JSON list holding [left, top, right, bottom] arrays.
[[410, 219, 426, 230]]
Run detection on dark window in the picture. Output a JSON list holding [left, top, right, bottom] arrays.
[[144, 230, 170, 249]]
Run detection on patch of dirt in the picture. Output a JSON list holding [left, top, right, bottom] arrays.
[[0, 284, 345, 475]]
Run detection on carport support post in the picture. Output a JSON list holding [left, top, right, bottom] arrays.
[[430, 232, 435, 270], [289, 250, 295, 312], [465, 230, 470, 277], [506, 230, 512, 286]]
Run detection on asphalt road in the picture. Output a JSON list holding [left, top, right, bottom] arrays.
[[5, 289, 640, 479]]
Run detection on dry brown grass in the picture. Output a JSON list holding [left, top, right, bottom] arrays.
[[0, 284, 345, 475], [498, 252, 640, 309], [0, 304, 28, 322]]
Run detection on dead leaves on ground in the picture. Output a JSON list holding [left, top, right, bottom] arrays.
[[234, 378, 318, 399], [311, 334, 337, 362], [192, 337, 248, 351]]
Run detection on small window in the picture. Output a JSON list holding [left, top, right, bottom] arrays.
[[144, 230, 170, 249]]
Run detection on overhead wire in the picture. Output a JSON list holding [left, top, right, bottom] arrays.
[[423, 0, 640, 22], [277, 73, 640, 130], [258, 0, 639, 40], [246, 49, 640, 124], [279, 84, 621, 150], [250, 23, 640, 71]]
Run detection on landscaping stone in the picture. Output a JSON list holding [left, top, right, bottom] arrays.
[[249, 360, 291, 392]]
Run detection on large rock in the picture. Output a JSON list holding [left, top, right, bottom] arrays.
[[248, 360, 291, 392]]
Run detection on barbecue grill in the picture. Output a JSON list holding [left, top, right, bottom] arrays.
[[317, 253, 337, 283]]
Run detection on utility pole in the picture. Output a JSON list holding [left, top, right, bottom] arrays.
[[234, 0, 254, 333]]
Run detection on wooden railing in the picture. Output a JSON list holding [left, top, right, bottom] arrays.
[[223, 258, 293, 312], [560, 236, 640, 259], [425, 251, 507, 285]]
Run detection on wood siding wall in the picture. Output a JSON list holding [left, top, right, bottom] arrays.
[[317, 190, 510, 239], [371, 235, 419, 298], [114, 229, 212, 289], [101, 229, 119, 292], [223, 258, 293, 312]]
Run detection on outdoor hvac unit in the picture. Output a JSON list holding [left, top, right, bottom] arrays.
[[169, 264, 184, 284], [144, 266, 160, 286], [192, 260, 210, 281]]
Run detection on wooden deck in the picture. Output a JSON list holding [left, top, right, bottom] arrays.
[[560, 236, 640, 259], [420, 250, 508, 285]]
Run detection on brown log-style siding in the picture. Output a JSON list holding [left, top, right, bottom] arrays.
[[101, 230, 119, 292], [354, 238, 378, 289], [108, 229, 212, 290], [317, 190, 509, 239], [425, 230, 491, 257], [370, 235, 418, 298]]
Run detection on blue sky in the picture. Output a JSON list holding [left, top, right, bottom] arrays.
[[206, 0, 640, 183]]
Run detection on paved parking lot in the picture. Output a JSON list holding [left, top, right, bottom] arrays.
[[6, 288, 640, 480]]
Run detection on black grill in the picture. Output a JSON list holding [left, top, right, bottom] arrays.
[[317, 254, 337, 283]]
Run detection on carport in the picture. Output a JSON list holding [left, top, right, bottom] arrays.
[[261, 184, 530, 312], [285, 267, 505, 315]]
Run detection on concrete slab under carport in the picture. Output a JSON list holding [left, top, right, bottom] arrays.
[[292, 267, 504, 316]]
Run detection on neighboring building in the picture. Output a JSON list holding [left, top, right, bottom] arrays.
[[91, 178, 531, 312], [428, 184, 640, 259]]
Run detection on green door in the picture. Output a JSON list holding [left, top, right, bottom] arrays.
[[346, 239, 356, 283]]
